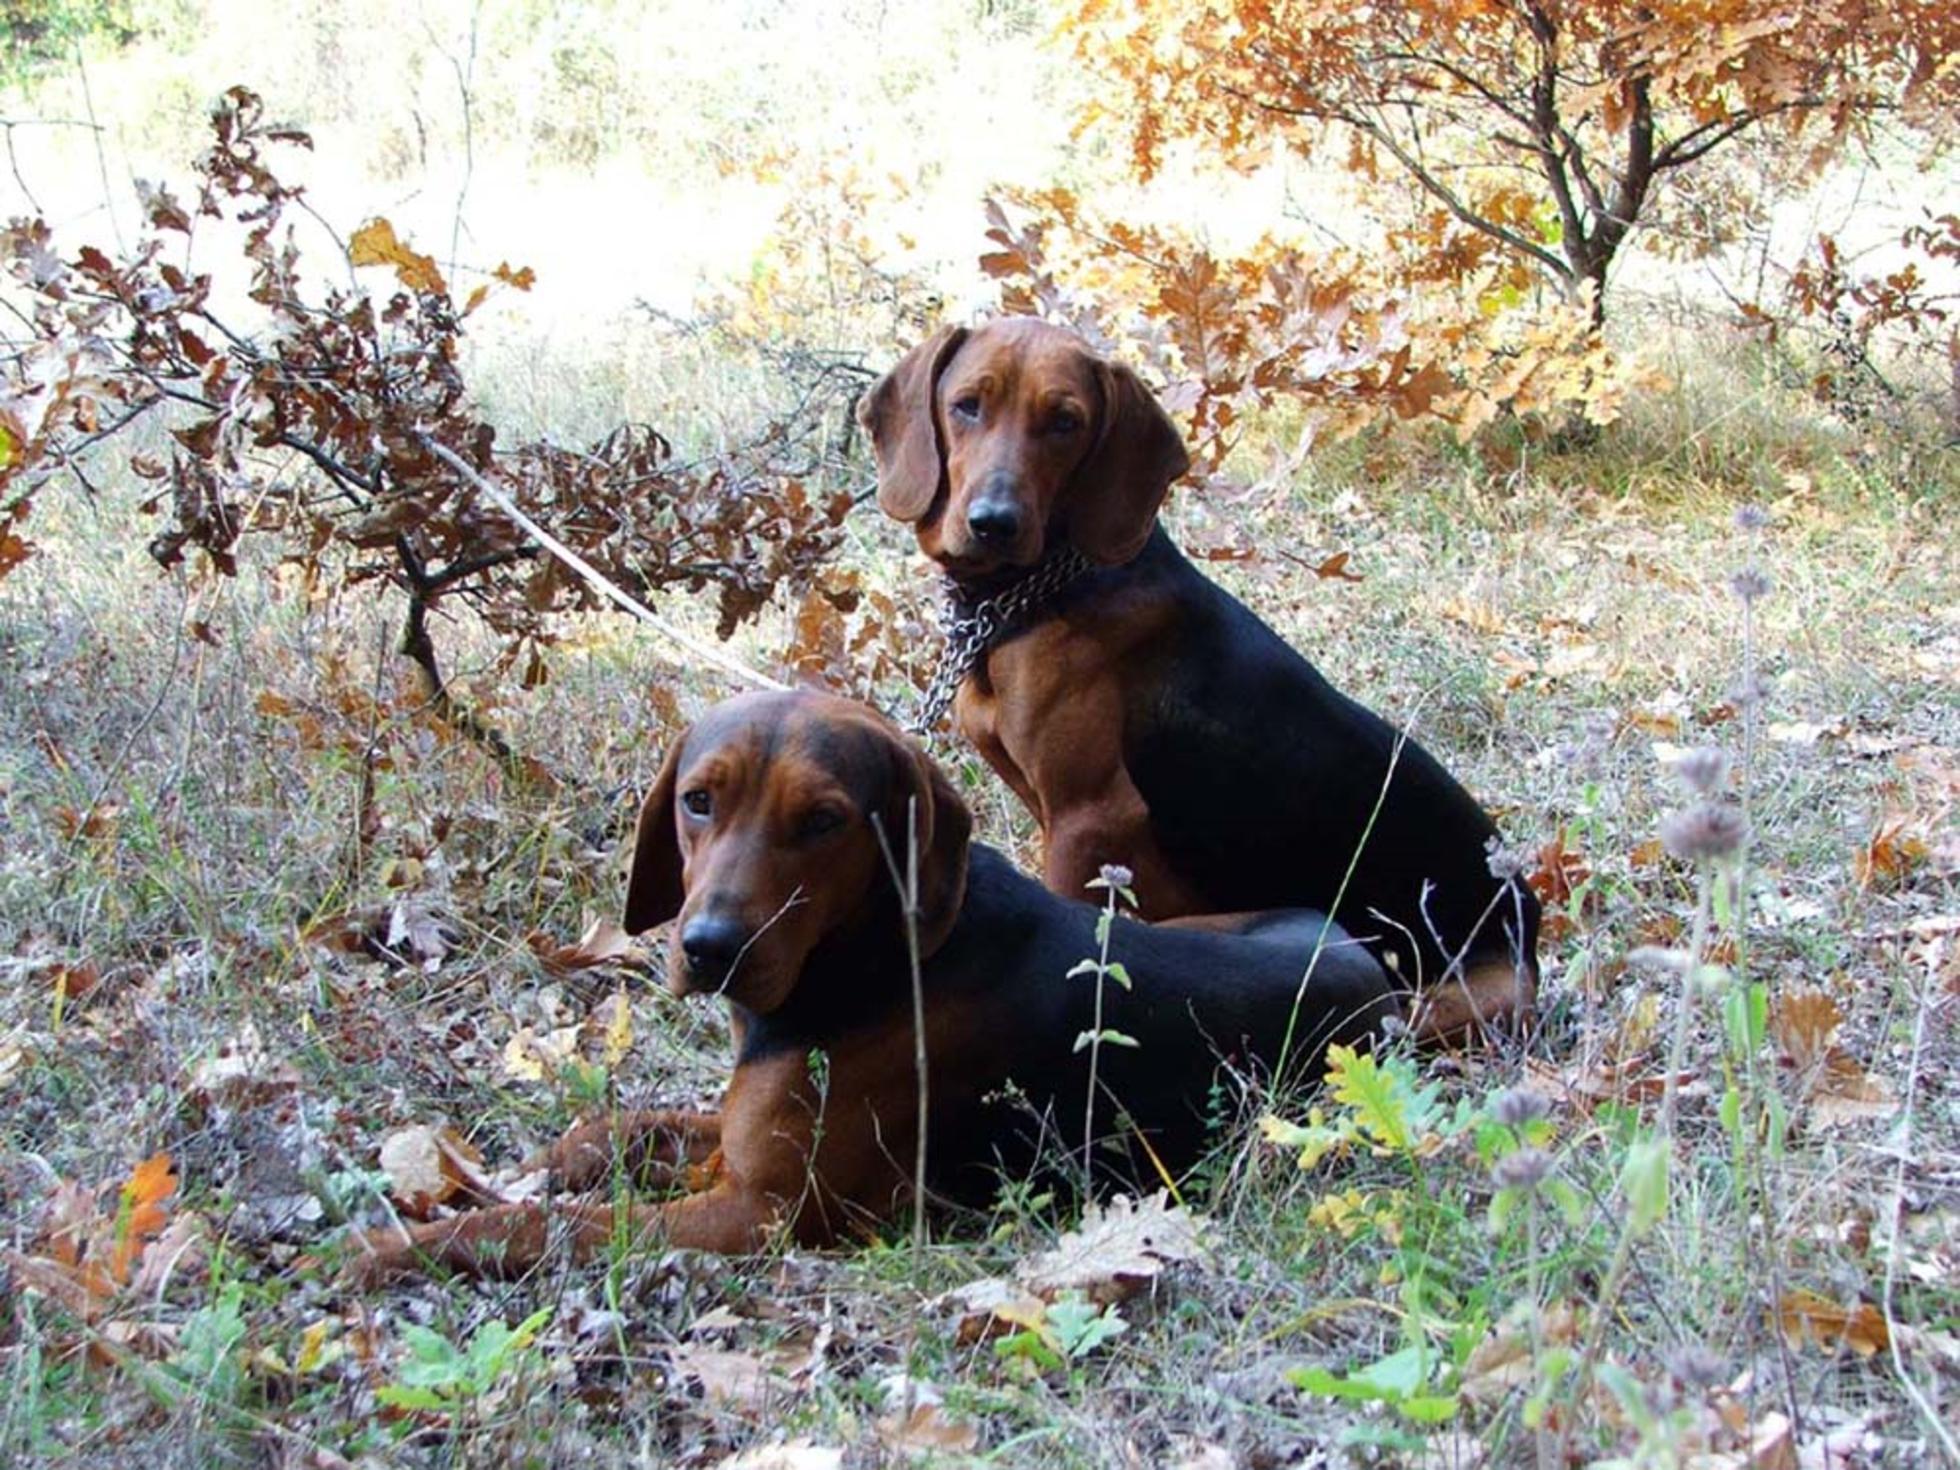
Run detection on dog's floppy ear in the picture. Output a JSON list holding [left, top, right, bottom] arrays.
[[882, 737, 973, 958], [860, 324, 969, 523], [623, 738, 687, 934], [1067, 359, 1191, 565]]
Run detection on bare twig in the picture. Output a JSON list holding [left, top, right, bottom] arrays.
[[871, 798, 932, 1430], [71, 44, 122, 253], [420, 436, 786, 693], [1881, 971, 1960, 1465]]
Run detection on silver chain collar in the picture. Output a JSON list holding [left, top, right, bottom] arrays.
[[906, 545, 1095, 735]]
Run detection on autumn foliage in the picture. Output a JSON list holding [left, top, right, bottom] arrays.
[[1068, 1, 1959, 325], [0, 88, 853, 707], [977, 184, 1654, 473]]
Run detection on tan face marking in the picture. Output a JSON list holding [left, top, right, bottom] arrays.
[[664, 707, 890, 1013], [916, 319, 1102, 575]]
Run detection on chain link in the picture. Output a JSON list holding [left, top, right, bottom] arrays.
[[906, 546, 1094, 736]]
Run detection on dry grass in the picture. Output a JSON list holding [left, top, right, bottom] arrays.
[[4, 6, 1959, 1465], [4, 338, 1956, 1466]]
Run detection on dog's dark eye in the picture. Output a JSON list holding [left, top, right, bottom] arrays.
[[950, 395, 982, 422], [798, 805, 848, 840], [681, 788, 713, 819], [1047, 410, 1083, 436]]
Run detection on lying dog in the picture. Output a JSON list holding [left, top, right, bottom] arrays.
[[345, 691, 1396, 1279], [864, 317, 1540, 1041]]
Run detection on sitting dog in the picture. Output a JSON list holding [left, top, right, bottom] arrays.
[[864, 317, 1539, 1041], [346, 691, 1396, 1279]]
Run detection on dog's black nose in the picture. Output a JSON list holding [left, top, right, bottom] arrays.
[[966, 499, 1022, 545], [680, 914, 748, 976]]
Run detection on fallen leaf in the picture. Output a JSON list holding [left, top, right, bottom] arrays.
[[129, 1212, 207, 1296], [108, 1153, 177, 1285], [529, 915, 641, 976], [189, 1020, 301, 1112], [599, 990, 634, 1068], [49, 961, 99, 1008], [1442, 596, 1505, 634], [1727, 1409, 1796, 1470], [377, 1125, 492, 1218], [1021, 1192, 1208, 1306], [1776, 1288, 1889, 1357], [1624, 704, 1685, 738], [876, 1377, 979, 1453], [1522, 1054, 1701, 1109], [385, 897, 452, 970], [1804, 1067, 1899, 1130], [1527, 828, 1592, 912], [1767, 720, 1845, 747], [1769, 990, 1841, 1074], [1166, 1441, 1236, 1470], [503, 1023, 582, 1082], [665, 1343, 789, 1411], [709, 1444, 844, 1470], [1460, 1329, 1533, 1406], [1769, 990, 1900, 1130], [0, 1032, 28, 1086], [686, 1305, 751, 1337], [1310, 550, 1364, 582], [295, 1319, 337, 1375], [1902, 914, 1959, 995], [1461, 1301, 1581, 1405], [6, 1248, 103, 1318], [1855, 816, 1929, 890], [935, 1276, 1050, 1345]]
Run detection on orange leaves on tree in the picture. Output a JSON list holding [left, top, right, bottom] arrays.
[[980, 190, 1446, 492], [348, 217, 446, 295], [463, 260, 538, 317], [1061, 0, 1960, 336]]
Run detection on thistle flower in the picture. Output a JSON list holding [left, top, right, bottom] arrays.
[[1729, 672, 1770, 710], [1097, 864, 1134, 890], [1670, 746, 1729, 796], [1661, 802, 1749, 863], [1665, 1343, 1727, 1391], [1733, 504, 1770, 533], [1491, 1146, 1553, 1192], [1730, 567, 1771, 604], [1484, 835, 1528, 883], [1491, 1086, 1550, 1128]]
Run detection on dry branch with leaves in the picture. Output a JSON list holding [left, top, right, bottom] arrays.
[[1068, 1, 1959, 326], [1, 87, 856, 734]]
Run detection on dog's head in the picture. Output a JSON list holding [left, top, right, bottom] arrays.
[[622, 691, 972, 1014], [861, 318, 1190, 579]]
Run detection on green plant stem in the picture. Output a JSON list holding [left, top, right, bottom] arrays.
[[1277, 725, 1405, 1078], [1082, 885, 1117, 1196], [1656, 863, 1714, 1141], [872, 798, 931, 1429], [1559, 855, 1717, 1464]]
